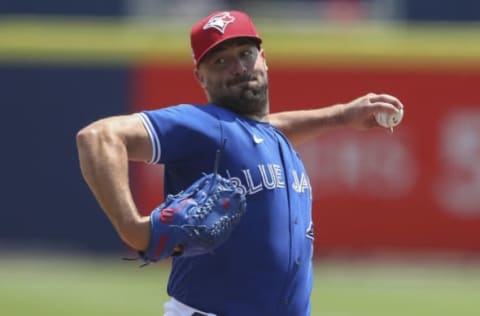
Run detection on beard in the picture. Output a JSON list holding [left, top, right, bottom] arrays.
[[209, 73, 269, 117]]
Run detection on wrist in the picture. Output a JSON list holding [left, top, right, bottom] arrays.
[[118, 216, 150, 251], [333, 103, 350, 127]]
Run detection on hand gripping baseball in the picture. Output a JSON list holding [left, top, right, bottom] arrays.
[[137, 141, 246, 264]]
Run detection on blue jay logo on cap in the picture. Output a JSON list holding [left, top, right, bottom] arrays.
[[203, 12, 236, 34]]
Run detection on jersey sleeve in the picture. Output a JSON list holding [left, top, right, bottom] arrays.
[[137, 104, 221, 164]]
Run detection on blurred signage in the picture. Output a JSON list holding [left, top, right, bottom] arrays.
[[435, 110, 480, 216]]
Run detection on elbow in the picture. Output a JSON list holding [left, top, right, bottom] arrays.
[[76, 125, 96, 152], [76, 121, 115, 153], [76, 124, 105, 181], [76, 122, 115, 173]]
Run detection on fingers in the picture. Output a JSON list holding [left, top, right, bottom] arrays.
[[371, 101, 401, 115], [364, 93, 404, 119], [367, 93, 404, 111], [344, 92, 405, 131]]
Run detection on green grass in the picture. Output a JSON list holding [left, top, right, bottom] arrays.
[[1, 255, 480, 315], [313, 262, 480, 315], [1, 255, 169, 316]]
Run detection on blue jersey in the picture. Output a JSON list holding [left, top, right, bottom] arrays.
[[139, 104, 313, 316]]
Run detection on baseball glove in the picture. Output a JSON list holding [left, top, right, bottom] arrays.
[[138, 172, 246, 264]]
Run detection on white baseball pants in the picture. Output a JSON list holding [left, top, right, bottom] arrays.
[[163, 297, 217, 316]]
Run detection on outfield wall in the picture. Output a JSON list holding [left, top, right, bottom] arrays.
[[1, 20, 479, 255], [132, 63, 480, 254], [0, 65, 130, 251]]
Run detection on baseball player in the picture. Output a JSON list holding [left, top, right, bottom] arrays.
[[77, 10, 404, 316]]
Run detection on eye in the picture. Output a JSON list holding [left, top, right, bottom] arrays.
[[241, 49, 253, 57], [214, 57, 226, 65]]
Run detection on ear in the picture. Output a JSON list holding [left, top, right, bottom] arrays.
[[260, 49, 268, 71], [194, 67, 207, 88]]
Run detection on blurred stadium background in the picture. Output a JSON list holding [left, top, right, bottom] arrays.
[[1, 1, 480, 315]]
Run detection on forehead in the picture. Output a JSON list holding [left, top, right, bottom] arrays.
[[202, 38, 260, 60]]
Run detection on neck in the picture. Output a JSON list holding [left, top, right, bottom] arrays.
[[208, 99, 270, 122], [244, 106, 270, 122]]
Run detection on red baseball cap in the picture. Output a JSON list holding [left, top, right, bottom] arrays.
[[190, 11, 262, 65]]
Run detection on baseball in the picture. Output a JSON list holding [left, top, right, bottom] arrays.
[[375, 108, 404, 128]]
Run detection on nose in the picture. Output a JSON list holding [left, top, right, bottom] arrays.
[[231, 57, 247, 75]]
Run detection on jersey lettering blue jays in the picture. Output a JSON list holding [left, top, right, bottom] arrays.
[[139, 104, 313, 316]]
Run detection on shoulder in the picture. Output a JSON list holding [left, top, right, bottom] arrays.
[[143, 104, 231, 143], [143, 104, 228, 123], [143, 104, 200, 117]]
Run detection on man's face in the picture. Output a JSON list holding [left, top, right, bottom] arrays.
[[196, 39, 269, 118]]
